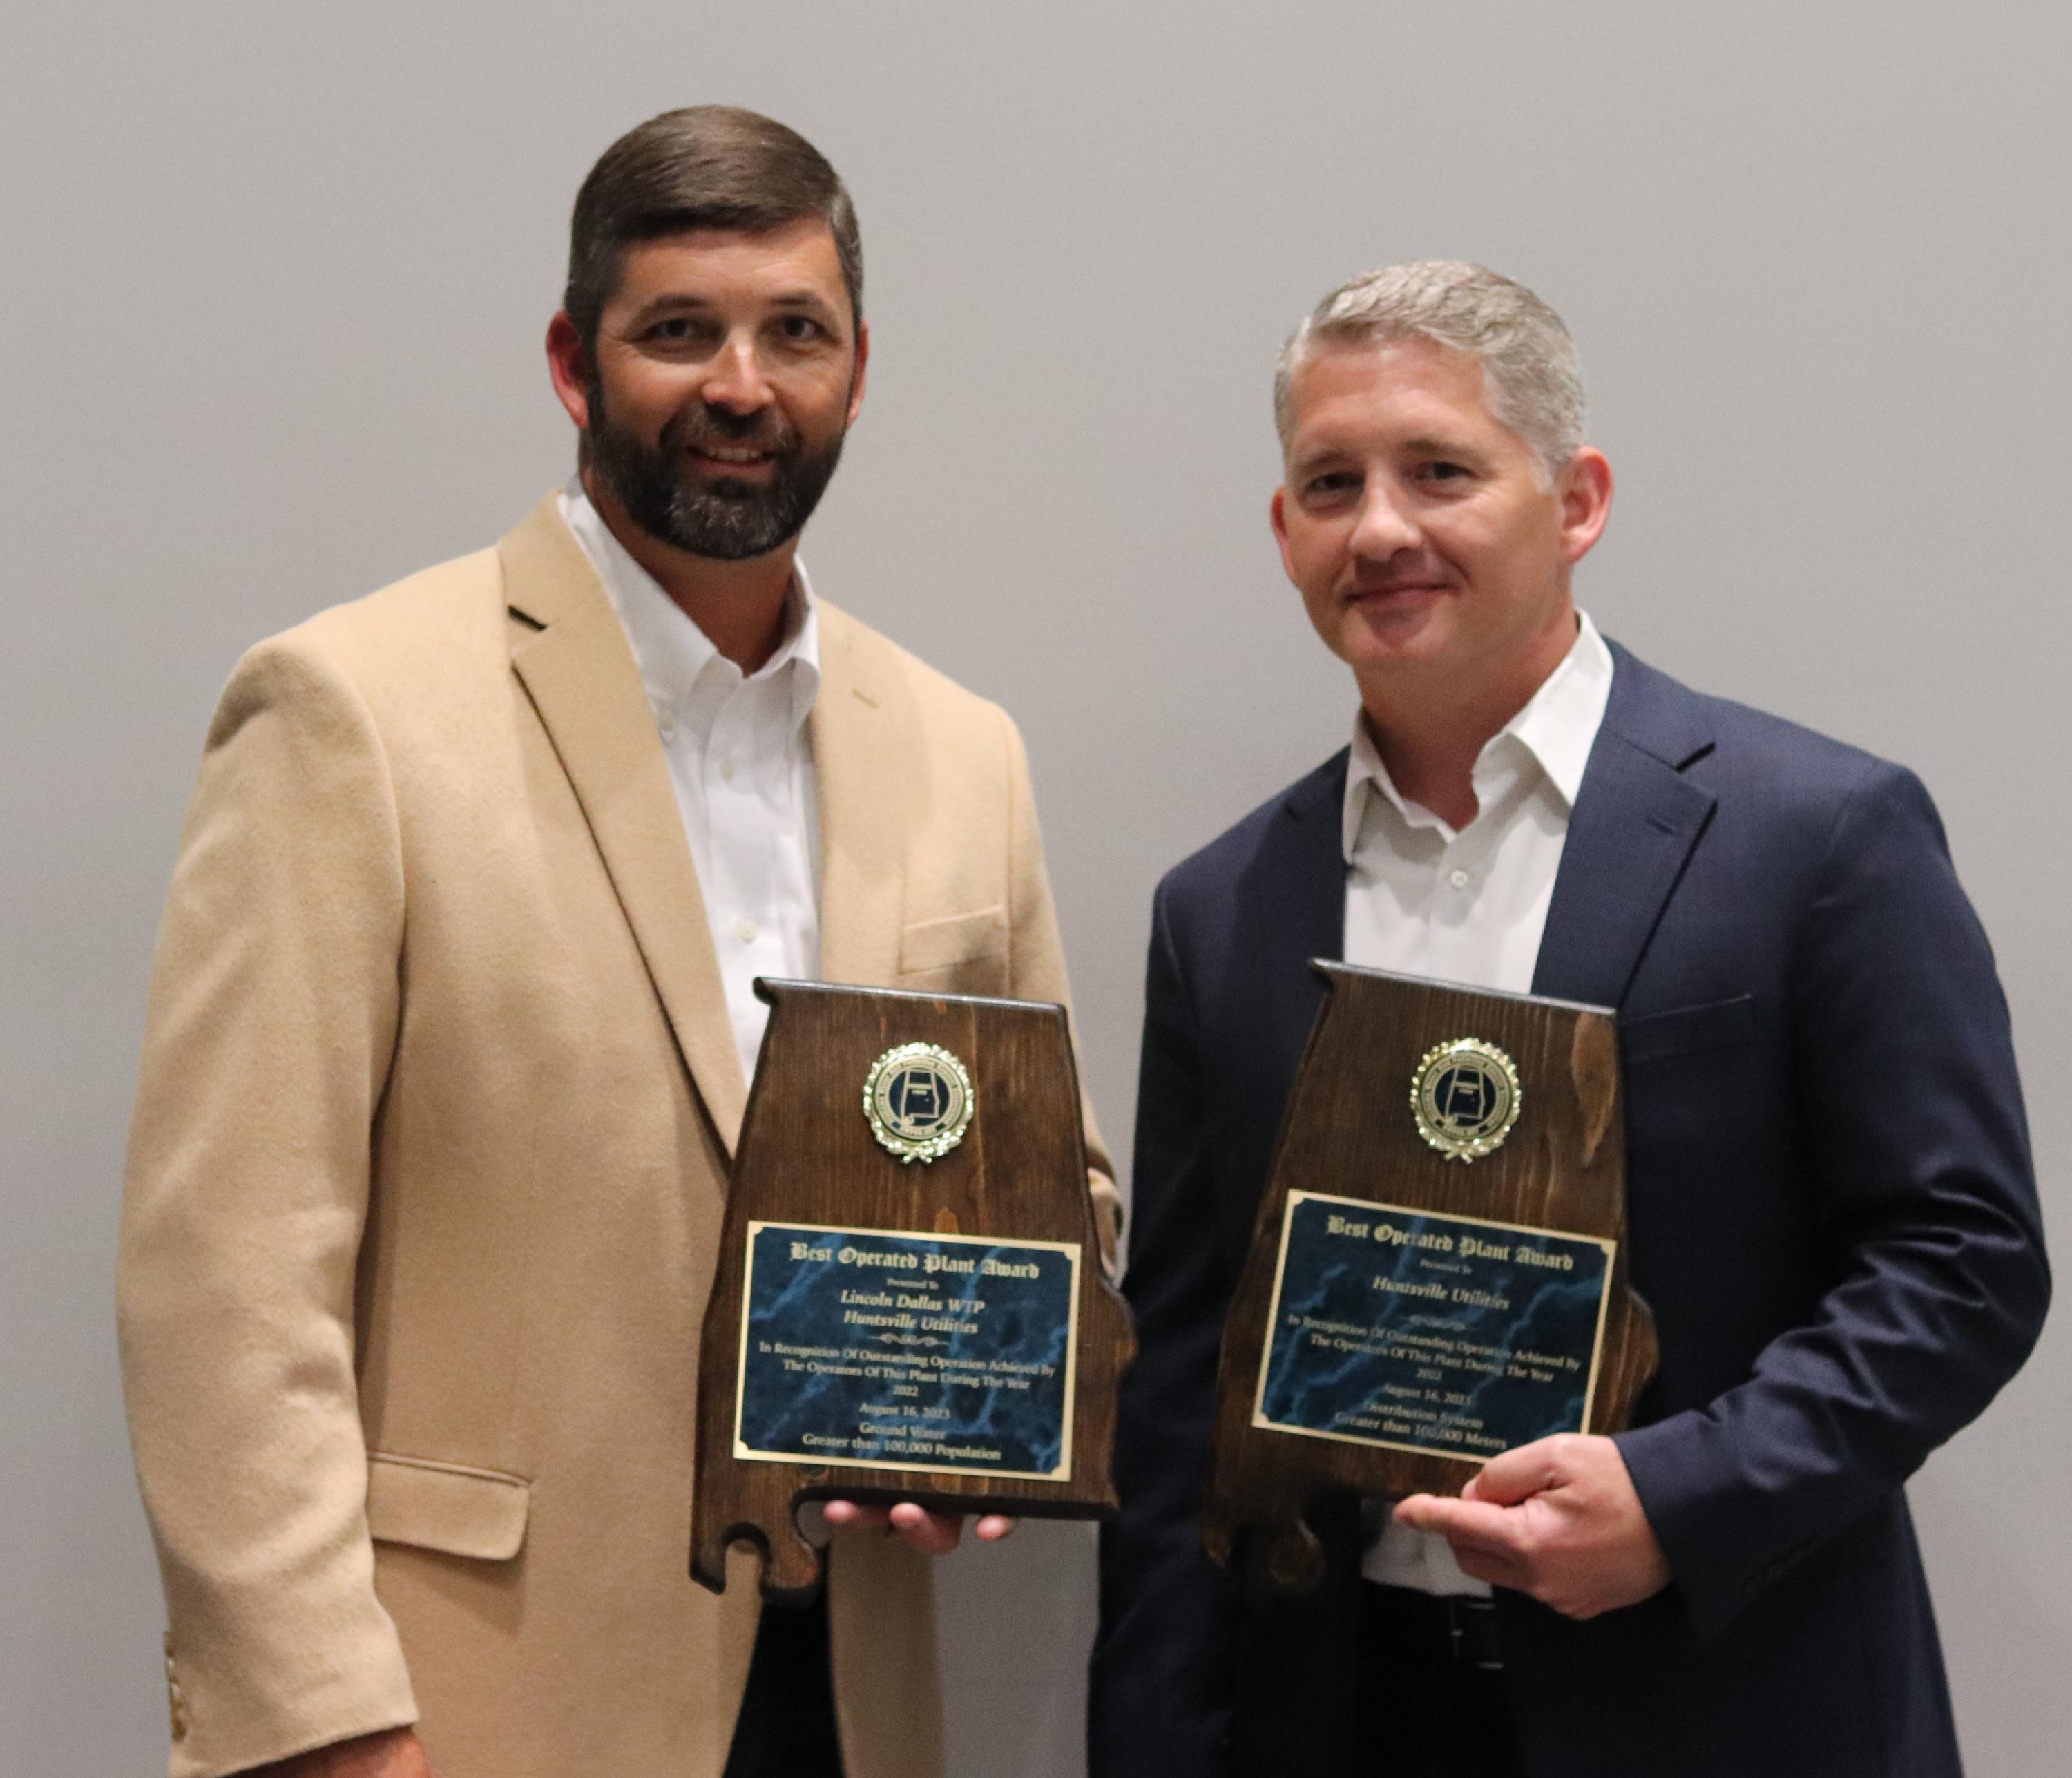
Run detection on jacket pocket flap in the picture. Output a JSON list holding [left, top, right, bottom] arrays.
[[366, 1452, 530, 1561], [1620, 993, 1758, 1066], [899, 905, 1008, 976]]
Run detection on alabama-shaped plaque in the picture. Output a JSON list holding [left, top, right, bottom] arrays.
[[1201, 964, 1658, 1591], [691, 980, 1133, 1602]]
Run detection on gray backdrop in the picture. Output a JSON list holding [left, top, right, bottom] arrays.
[[4, 4, 2064, 1772]]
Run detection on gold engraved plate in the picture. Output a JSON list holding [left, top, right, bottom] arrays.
[[863, 1042, 975, 1163], [1410, 1038, 1522, 1163]]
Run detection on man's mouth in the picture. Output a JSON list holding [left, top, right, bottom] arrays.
[[1348, 580, 1448, 602], [689, 444, 777, 468]]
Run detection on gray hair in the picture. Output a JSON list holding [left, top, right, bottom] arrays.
[[1273, 261, 1586, 480]]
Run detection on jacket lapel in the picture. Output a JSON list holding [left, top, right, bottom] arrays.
[[500, 495, 750, 1152], [1533, 643, 1718, 1009], [810, 604, 908, 990], [1254, 751, 1352, 1080]]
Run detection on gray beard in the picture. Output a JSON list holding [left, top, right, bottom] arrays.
[[585, 384, 846, 562]]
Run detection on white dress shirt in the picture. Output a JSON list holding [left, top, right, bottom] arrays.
[[1346, 613, 1615, 1595], [560, 486, 822, 1083]]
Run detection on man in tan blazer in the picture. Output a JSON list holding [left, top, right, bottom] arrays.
[[118, 106, 1113, 1778]]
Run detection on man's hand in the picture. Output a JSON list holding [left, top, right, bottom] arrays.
[[820, 1498, 1014, 1553], [249, 1728, 432, 1777], [1392, 1433, 1671, 1619]]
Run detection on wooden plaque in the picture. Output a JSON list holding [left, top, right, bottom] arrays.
[[1201, 964, 1658, 1591], [691, 979, 1133, 1602]]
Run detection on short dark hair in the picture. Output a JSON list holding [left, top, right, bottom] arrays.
[[564, 106, 863, 350]]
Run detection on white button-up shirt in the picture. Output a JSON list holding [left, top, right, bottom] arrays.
[[561, 486, 822, 1083], [1346, 613, 1615, 1595]]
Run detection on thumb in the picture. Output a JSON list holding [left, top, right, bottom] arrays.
[[1465, 1437, 1566, 1507], [1392, 1492, 1517, 1550]]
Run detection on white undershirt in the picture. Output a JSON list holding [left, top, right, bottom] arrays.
[[560, 486, 822, 1084], [1346, 613, 1615, 1595]]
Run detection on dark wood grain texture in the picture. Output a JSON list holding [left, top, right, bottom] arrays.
[[1201, 963, 1658, 1590], [691, 979, 1134, 1601]]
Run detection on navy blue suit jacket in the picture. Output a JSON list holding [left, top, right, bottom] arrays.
[[1091, 644, 2049, 1778]]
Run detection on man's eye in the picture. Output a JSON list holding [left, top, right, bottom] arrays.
[[776, 315, 824, 343], [1420, 461, 1472, 483], [646, 316, 704, 344], [1305, 472, 1358, 498]]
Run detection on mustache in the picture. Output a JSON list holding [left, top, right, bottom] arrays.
[[664, 403, 801, 459]]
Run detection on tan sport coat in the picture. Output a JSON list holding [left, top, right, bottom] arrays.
[[117, 497, 1114, 1778]]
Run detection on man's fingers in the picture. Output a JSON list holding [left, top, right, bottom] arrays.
[[1406, 1438, 1673, 1618], [818, 1498, 890, 1533], [821, 1498, 997, 1554], [1393, 1493, 1524, 1558], [1465, 1437, 1569, 1507], [887, 1501, 964, 1554], [1398, 1493, 1540, 1594]]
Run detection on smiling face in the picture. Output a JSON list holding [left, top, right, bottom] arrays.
[[552, 216, 867, 562], [1272, 335, 1610, 722]]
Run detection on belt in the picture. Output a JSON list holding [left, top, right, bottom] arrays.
[[1361, 1582, 1504, 1672]]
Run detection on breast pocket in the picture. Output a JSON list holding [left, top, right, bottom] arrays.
[[1620, 993, 1759, 1067], [896, 904, 1010, 995]]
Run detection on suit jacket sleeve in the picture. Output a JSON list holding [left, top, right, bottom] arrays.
[[117, 635, 417, 1775], [1089, 879, 1240, 1775], [1616, 761, 2051, 1638], [997, 705, 1122, 1264]]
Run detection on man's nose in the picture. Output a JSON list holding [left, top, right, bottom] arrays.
[[1349, 484, 1419, 560], [702, 332, 774, 414]]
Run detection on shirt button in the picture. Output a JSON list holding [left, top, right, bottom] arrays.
[[659, 716, 675, 740], [718, 758, 736, 782], [735, 917, 758, 944], [1448, 868, 1470, 890]]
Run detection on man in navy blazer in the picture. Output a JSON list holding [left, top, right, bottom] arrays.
[[1090, 263, 2049, 1778]]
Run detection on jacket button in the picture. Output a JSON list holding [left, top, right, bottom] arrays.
[[164, 1634, 189, 1741]]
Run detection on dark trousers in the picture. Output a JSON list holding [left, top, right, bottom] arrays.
[[1357, 1584, 1524, 1778], [722, 1588, 845, 1778]]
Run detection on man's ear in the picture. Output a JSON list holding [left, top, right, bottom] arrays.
[[545, 311, 593, 432], [1269, 484, 1297, 581], [846, 320, 870, 428], [1557, 447, 1613, 566]]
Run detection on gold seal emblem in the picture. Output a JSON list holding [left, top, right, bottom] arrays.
[[863, 1042, 975, 1164], [1410, 1038, 1522, 1163]]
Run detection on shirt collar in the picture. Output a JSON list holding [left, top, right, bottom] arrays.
[[1340, 612, 1615, 863], [557, 482, 821, 736]]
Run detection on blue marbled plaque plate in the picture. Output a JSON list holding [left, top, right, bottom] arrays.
[[1254, 1190, 1615, 1463], [733, 1221, 1081, 1481]]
